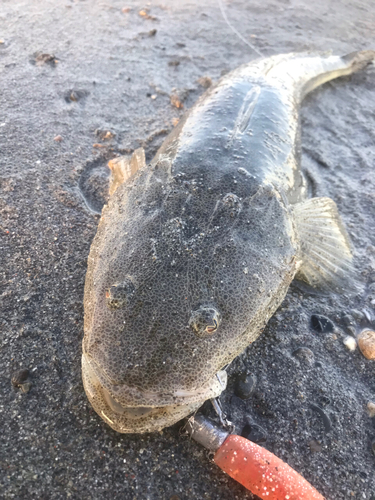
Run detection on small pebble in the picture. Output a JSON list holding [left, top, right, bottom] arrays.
[[357, 330, 375, 360], [103, 131, 114, 140], [342, 314, 355, 326], [20, 382, 32, 393], [70, 91, 78, 101], [197, 76, 212, 88], [325, 333, 338, 344], [351, 309, 364, 321], [343, 336, 357, 351], [347, 326, 356, 336], [311, 314, 334, 333], [362, 308, 372, 322], [138, 9, 157, 20], [234, 372, 256, 399], [11, 368, 29, 387], [309, 439, 322, 453], [33, 52, 57, 66], [65, 89, 88, 103], [317, 396, 331, 408], [292, 346, 314, 364], [310, 403, 332, 433], [95, 129, 115, 141], [54, 135, 63, 142], [367, 402, 375, 418], [241, 422, 267, 443], [170, 94, 183, 109]]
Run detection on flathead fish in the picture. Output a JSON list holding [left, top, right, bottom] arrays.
[[82, 51, 374, 433]]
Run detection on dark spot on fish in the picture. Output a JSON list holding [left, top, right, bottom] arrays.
[[311, 314, 334, 333], [222, 193, 241, 217], [222, 193, 240, 207]]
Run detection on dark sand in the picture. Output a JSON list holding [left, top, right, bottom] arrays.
[[1, 1, 375, 498]]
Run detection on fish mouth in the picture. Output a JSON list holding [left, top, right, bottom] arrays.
[[81, 351, 227, 433]]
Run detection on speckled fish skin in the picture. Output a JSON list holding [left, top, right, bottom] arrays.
[[82, 51, 374, 433]]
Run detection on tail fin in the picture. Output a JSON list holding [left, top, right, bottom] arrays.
[[301, 50, 375, 98], [264, 50, 375, 101]]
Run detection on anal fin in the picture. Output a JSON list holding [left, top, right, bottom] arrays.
[[108, 147, 146, 196], [293, 197, 354, 290]]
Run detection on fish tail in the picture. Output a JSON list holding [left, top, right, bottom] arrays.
[[298, 50, 375, 99], [263, 50, 375, 101], [341, 50, 375, 73]]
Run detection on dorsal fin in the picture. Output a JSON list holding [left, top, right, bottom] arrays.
[[108, 148, 146, 195]]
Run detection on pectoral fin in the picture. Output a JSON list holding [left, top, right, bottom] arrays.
[[108, 148, 146, 195], [293, 197, 353, 290]]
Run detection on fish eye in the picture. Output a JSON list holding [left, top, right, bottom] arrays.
[[105, 278, 135, 310], [189, 306, 222, 338]]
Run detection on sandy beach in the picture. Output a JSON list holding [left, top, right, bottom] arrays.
[[1, 1, 375, 498]]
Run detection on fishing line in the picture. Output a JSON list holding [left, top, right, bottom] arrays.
[[217, 0, 263, 57]]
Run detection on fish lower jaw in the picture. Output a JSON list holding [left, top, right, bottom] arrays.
[[84, 366, 203, 433], [98, 401, 203, 434], [82, 352, 227, 407], [81, 353, 227, 433]]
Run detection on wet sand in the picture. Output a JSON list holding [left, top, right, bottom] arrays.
[[1, 1, 375, 498]]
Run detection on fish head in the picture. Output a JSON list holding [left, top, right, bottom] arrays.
[[82, 168, 297, 433]]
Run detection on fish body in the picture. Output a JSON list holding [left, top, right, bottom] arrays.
[[82, 51, 374, 433]]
